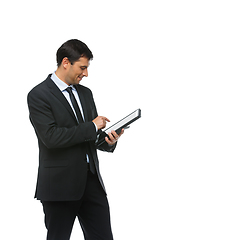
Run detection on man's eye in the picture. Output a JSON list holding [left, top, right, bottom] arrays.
[[81, 67, 86, 70]]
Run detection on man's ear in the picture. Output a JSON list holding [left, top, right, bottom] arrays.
[[62, 57, 71, 69]]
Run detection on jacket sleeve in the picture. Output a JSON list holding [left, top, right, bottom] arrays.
[[27, 89, 97, 149]]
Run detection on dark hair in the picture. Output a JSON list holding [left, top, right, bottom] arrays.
[[56, 39, 93, 67]]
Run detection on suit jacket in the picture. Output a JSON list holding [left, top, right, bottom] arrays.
[[27, 74, 116, 201]]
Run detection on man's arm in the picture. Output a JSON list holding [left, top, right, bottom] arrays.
[[27, 89, 97, 149]]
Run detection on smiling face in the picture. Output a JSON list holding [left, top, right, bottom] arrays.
[[58, 56, 90, 86]]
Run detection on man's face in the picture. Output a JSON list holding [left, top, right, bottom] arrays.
[[65, 57, 90, 85]]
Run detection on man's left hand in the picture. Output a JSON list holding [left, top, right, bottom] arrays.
[[105, 129, 124, 145]]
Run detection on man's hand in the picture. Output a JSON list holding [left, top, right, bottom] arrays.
[[105, 129, 124, 145], [92, 116, 110, 130]]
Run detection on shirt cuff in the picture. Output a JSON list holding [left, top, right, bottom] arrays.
[[93, 122, 98, 132]]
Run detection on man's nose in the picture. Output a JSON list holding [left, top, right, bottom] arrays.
[[83, 69, 88, 77]]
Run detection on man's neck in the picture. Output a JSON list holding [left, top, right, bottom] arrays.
[[55, 68, 69, 86]]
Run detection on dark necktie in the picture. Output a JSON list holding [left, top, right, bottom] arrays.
[[65, 87, 83, 123], [65, 87, 96, 174]]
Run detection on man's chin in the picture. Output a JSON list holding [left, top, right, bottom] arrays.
[[74, 78, 82, 85]]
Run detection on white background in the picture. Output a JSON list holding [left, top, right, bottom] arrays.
[[1, 0, 240, 239]]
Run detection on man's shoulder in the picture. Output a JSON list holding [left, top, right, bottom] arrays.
[[27, 75, 52, 100]]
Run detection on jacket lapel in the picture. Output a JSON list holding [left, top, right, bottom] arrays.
[[46, 76, 78, 124]]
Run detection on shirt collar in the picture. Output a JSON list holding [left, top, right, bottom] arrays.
[[51, 72, 75, 92]]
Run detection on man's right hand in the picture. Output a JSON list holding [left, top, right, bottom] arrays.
[[92, 116, 110, 130]]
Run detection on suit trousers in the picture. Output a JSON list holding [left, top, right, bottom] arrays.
[[41, 170, 113, 240]]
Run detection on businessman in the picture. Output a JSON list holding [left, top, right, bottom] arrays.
[[27, 39, 124, 240]]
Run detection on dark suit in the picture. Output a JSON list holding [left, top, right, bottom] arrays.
[[27, 74, 116, 239]]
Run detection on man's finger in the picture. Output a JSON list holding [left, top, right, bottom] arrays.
[[103, 117, 110, 122]]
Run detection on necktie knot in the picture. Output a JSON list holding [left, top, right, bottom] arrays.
[[66, 87, 73, 94]]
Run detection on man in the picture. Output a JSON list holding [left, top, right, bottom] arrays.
[[27, 39, 124, 240]]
